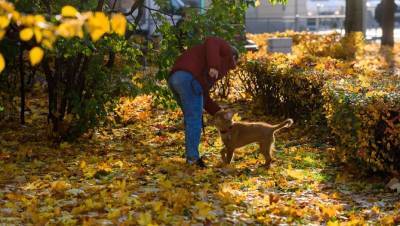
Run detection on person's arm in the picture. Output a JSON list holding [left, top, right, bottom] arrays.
[[204, 92, 221, 115], [205, 37, 222, 71], [203, 37, 234, 115], [205, 37, 234, 77]]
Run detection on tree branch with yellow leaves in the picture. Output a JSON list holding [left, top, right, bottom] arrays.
[[0, 0, 127, 73]]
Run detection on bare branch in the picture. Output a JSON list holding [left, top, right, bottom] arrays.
[[96, 0, 105, 11], [123, 0, 145, 16], [40, 0, 51, 15]]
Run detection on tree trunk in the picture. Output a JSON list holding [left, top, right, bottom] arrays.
[[345, 0, 364, 33], [96, 0, 105, 11], [19, 45, 25, 125], [381, 0, 396, 46]]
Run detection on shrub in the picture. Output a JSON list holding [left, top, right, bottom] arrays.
[[234, 31, 399, 173], [295, 32, 364, 60], [323, 77, 400, 173], [237, 55, 327, 122], [246, 32, 363, 61], [0, 0, 140, 140], [236, 37, 363, 122]]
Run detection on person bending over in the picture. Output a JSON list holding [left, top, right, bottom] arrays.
[[168, 36, 239, 168]]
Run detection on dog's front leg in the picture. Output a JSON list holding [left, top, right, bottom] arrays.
[[220, 135, 232, 163], [224, 147, 234, 164], [220, 148, 227, 162]]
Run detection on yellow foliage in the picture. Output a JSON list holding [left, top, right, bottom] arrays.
[[20, 28, 34, 41], [195, 201, 213, 218], [0, 0, 14, 13], [0, 15, 9, 29], [61, 5, 79, 17], [107, 208, 121, 219], [57, 20, 84, 38], [97, 162, 112, 173], [111, 13, 127, 36], [240, 31, 400, 173], [33, 27, 42, 42], [380, 215, 395, 226], [327, 220, 340, 226], [0, 0, 127, 72], [0, 52, 4, 73], [51, 180, 71, 193], [20, 14, 36, 26], [137, 211, 154, 226], [317, 203, 341, 220], [29, 46, 44, 66], [0, 29, 5, 39], [115, 96, 152, 123], [33, 14, 45, 24], [150, 201, 163, 212], [86, 12, 110, 41], [0, 91, 399, 224], [286, 168, 305, 180], [80, 160, 87, 169]]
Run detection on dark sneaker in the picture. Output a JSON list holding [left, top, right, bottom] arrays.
[[187, 156, 207, 169], [196, 157, 207, 168]]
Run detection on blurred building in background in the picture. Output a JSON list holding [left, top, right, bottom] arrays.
[[112, 0, 206, 10], [113, 0, 400, 40], [246, 0, 346, 33], [246, 0, 308, 33], [113, 0, 208, 35], [246, 0, 400, 35]]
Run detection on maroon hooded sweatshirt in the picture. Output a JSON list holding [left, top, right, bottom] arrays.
[[171, 37, 236, 115]]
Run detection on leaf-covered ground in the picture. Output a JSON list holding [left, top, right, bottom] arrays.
[[0, 95, 399, 225]]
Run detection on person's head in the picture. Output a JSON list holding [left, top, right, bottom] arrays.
[[231, 45, 239, 66]]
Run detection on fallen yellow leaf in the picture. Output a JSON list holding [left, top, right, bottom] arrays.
[[51, 180, 71, 193], [137, 211, 153, 226]]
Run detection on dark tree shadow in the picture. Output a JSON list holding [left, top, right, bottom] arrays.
[[379, 45, 396, 73]]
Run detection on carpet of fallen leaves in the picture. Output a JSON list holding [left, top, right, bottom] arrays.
[[1, 94, 400, 225]]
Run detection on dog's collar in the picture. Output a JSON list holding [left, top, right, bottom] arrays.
[[219, 126, 233, 134]]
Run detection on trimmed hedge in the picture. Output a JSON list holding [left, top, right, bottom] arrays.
[[323, 78, 400, 173], [231, 31, 400, 173], [246, 32, 363, 61], [238, 58, 326, 122]]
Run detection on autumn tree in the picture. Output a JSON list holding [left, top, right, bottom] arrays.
[[0, 0, 139, 141], [0, 0, 288, 141]]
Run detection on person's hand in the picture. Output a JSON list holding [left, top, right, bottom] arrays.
[[209, 68, 219, 79], [219, 104, 229, 110]]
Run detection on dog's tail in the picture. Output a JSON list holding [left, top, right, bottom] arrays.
[[272, 118, 294, 133]]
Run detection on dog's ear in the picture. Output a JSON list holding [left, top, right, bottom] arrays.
[[224, 111, 234, 120]]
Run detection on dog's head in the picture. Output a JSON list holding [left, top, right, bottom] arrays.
[[213, 109, 234, 131]]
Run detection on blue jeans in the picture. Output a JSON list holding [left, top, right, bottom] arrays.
[[168, 71, 203, 162]]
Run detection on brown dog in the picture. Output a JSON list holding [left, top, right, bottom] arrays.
[[213, 109, 293, 167]]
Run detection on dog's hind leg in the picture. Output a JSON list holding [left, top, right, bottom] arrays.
[[260, 140, 274, 168]]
